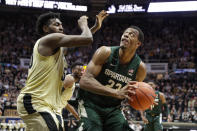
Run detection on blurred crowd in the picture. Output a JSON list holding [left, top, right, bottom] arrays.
[[0, 13, 196, 69], [0, 11, 197, 130]]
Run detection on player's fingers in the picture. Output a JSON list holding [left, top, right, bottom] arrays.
[[102, 13, 109, 19], [153, 101, 158, 105], [127, 90, 136, 95], [102, 11, 108, 17], [98, 10, 105, 16], [126, 95, 134, 102], [124, 95, 130, 100], [84, 16, 88, 19], [127, 85, 138, 89], [128, 81, 137, 85], [81, 16, 88, 19]]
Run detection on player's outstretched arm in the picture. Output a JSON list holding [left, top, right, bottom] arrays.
[[65, 103, 80, 120], [91, 10, 109, 34], [39, 16, 93, 56]]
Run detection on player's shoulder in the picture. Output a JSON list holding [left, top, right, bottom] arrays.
[[139, 61, 146, 67], [138, 61, 146, 72], [95, 46, 111, 56], [92, 46, 112, 64], [98, 46, 111, 52]]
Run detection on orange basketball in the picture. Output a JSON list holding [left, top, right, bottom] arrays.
[[128, 82, 156, 111]]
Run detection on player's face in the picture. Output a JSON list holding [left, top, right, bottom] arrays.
[[120, 28, 141, 51], [73, 65, 84, 79], [47, 18, 63, 34]]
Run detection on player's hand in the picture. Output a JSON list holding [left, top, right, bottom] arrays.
[[63, 75, 75, 89], [142, 116, 149, 124], [78, 16, 88, 30], [149, 101, 158, 110], [95, 10, 109, 29], [115, 81, 137, 100]]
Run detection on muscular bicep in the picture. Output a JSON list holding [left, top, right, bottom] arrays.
[[85, 61, 102, 78], [136, 61, 147, 82], [84, 46, 111, 77]]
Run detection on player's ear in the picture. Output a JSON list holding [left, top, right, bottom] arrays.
[[136, 41, 142, 48], [43, 25, 49, 33]]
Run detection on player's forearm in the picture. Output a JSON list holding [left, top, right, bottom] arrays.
[[140, 111, 145, 118], [66, 104, 80, 120], [81, 25, 93, 41], [79, 74, 118, 98], [90, 24, 99, 34], [61, 26, 93, 47]]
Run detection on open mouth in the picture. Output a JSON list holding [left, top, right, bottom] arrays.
[[121, 38, 129, 45]]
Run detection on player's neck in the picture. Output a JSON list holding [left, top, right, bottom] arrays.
[[119, 49, 136, 64]]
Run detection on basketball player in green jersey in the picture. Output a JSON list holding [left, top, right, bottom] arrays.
[[17, 10, 108, 131], [61, 62, 84, 121], [77, 26, 146, 131], [140, 82, 172, 131]]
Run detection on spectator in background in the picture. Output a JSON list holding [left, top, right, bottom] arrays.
[[194, 96, 197, 112], [181, 108, 191, 122], [188, 96, 196, 111]]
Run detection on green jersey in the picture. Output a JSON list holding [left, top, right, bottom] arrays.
[[146, 91, 162, 115], [78, 46, 141, 107]]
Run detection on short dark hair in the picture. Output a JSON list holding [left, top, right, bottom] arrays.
[[36, 12, 60, 36], [129, 25, 144, 44], [71, 62, 83, 70]]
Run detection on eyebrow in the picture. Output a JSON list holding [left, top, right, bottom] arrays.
[[54, 21, 62, 25], [125, 30, 138, 35]]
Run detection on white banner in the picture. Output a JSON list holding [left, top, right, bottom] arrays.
[[20, 58, 30, 69], [146, 63, 168, 73]]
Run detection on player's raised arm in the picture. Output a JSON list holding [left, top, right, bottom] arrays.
[[39, 16, 93, 56], [91, 10, 109, 34]]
